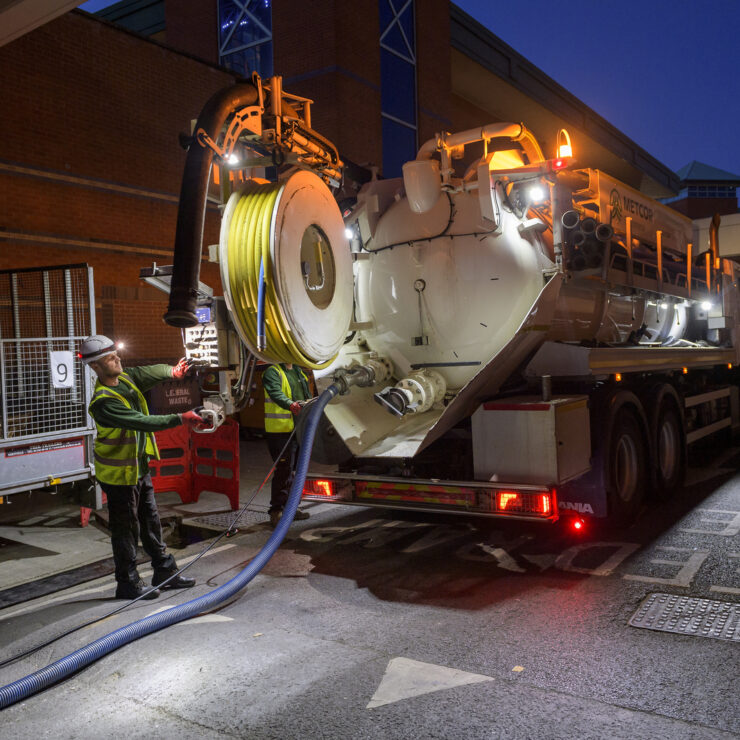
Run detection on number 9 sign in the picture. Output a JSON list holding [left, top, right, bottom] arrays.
[[51, 351, 74, 388]]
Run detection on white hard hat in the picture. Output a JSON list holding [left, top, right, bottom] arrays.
[[78, 335, 116, 365]]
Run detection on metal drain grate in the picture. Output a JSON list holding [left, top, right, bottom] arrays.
[[185, 510, 269, 530], [629, 593, 739, 641]]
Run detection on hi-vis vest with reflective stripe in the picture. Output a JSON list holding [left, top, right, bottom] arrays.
[[264, 365, 308, 433], [89, 373, 159, 485]]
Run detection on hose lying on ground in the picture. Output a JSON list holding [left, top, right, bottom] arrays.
[[0, 385, 339, 711], [0, 429, 298, 670]]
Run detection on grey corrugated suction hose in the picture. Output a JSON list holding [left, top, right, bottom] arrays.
[[0, 385, 339, 710]]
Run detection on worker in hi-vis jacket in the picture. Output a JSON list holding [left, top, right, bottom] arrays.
[[80, 334, 204, 601], [263, 362, 313, 527]]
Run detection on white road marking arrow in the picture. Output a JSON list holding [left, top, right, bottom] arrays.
[[367, 657, 494, 709]]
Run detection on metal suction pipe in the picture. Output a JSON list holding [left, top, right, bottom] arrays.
[[561, 210, 581, 231], [580, 217, 597, 235], [571, 230, 586, 247], [165, 82, 260, 329], [416, 123, 545, 165], [595, 223, 614, 243]]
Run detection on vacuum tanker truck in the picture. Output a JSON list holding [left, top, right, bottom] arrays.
[[161, 76, 740, 528]]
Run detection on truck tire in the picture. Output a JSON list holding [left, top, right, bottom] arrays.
[[605, 406, 647, 527], [653, 401, 685, 498], [640, 383, 686, 500]]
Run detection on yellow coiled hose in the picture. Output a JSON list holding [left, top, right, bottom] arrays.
[[225, 182, 333, 370]]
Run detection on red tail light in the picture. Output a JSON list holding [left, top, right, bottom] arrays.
[[540, 493, 551, 515], [303, 479, 336, 497], [498, 491, 519, 510], [495, 489, 555, 516]]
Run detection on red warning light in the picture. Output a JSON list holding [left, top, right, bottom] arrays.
[[572, 518, 585, 532], [498, 491, 519, 510]]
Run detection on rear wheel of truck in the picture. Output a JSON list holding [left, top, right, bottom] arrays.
[[604, 405, 647, 527], [641, 383, 686, 500], [653, 401, 685, 498]]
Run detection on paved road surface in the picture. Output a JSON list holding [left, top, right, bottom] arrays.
[[0, 442, 738, 738]]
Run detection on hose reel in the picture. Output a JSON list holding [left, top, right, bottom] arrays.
[[219, 169, 353, 369]]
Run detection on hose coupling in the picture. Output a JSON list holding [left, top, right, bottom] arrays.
[[193, 403, 226, 433], [332, 357, 392, 394], [373, 369, 447, 417]]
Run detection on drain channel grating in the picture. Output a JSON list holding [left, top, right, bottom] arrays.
[[629, 593, 739, 641], [185, 510, 269, 530]]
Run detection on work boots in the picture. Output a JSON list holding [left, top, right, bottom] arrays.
[[152, 571, 196, 589], [115, 579, 160, 600]]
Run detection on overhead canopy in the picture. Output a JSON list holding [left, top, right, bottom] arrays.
[[0, 0, 81, 48], [450, 5, 679, 198]]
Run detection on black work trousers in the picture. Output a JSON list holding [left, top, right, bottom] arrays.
[[266, 432, 299, 513], [101, 473, 176, 585]]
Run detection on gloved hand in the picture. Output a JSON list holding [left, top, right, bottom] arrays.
[[179, 409, 205, 428], [289, 401, 304, 416], [171, 357, 194, 379]]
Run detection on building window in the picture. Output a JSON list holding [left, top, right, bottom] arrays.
[[687, 185, 738, 198], [380, 0, 416, 178], [218, 0, 273, 78]]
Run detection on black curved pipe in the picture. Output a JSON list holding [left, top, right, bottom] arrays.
[[165, 82, 259, 328]]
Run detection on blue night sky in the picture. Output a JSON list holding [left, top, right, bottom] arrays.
[[454, 0, 740, 179], [80, 0, 740, 179]]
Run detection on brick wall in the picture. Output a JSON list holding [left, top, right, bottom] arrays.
[[164, 0, 218, 64], [668, 197, 739, 219], [273, 0, 383, 170], [416, 0, 452, 147], [0, 10, 231, 362]]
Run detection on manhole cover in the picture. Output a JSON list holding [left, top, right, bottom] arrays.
[[629, 593, 739, 641], [185, 510, 269, 530]]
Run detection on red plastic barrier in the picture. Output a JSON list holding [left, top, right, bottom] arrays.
[[80, 492, 106, 527], [191, 419, 240, 511], [149, 418, 240, 510], [148, 423, 192, 503]]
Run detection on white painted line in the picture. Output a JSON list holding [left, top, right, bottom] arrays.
[[45, 517, 70, 526], [0, 543, 237, 622], [367, 657, 494, 709], [623, 547, 708, 587], [710, 553, 740, 594], [556, 542, 640, 577], [478, 545, 526, 573], [681, 509, 740, 537], [145, 605, 234, 625], [16, 517, 46, 526]]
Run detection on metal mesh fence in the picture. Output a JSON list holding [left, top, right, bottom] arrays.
[[1, 339, 90, 438], [0, 265, 94, 440], [0, 266, 91, 340]]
